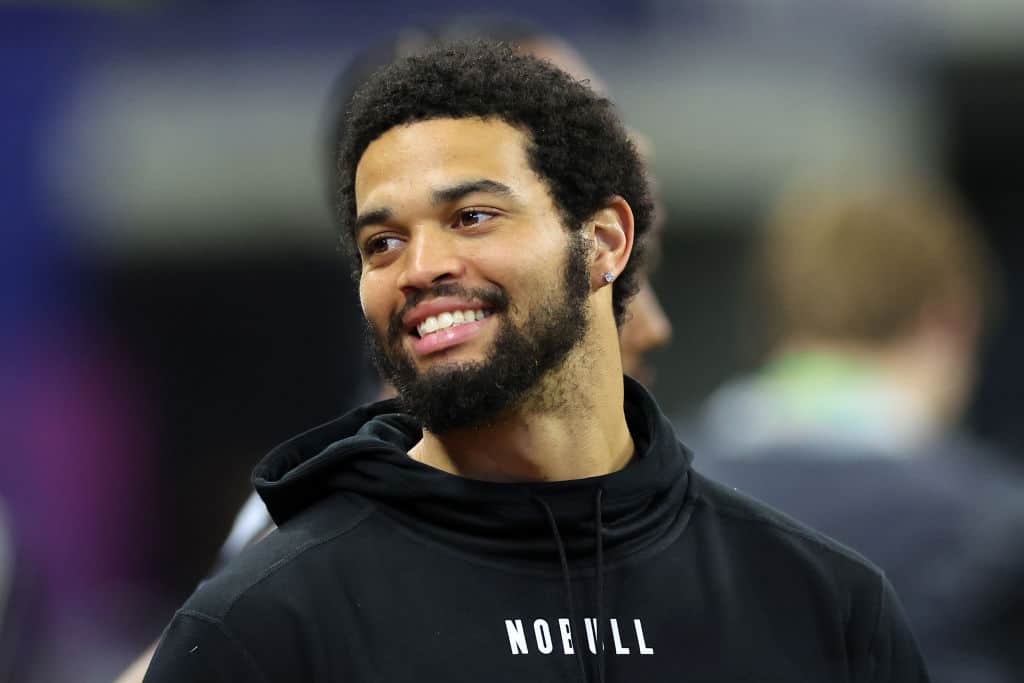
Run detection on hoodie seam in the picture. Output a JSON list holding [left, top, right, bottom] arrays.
[[221, 502, 377, 617], [859, 571, 886, 683], [175, 609, 272, 683], [692, 476, 879, 573], [700, 495, 871, 566]]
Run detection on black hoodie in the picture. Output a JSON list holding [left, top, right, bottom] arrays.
[[144, 378, 929, 682]]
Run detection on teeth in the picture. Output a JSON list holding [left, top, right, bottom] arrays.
[[417, 309, 487, 337]]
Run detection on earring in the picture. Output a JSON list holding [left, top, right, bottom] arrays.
[[602, 271, 615, 284]]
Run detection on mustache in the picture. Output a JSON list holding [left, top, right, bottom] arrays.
[[386, 282, 510, 342]]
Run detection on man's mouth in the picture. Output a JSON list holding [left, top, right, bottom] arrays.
[[415, 309, 490, 338]]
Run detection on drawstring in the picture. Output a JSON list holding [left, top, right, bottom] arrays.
[[534, 495, 589, 683], [594, 487, 606, 683], [533, 489, 608, 683]]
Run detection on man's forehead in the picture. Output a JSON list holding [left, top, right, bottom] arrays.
[[354, 117, 535, 205], [359, 117, 529, 164]]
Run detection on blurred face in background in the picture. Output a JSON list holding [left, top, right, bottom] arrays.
[[619, 272, 672, 385], [520, 37, 673, 385]]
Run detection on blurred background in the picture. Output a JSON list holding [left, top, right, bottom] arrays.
[[2, 0, 1022, 681]]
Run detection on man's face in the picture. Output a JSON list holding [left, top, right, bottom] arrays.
[[354, 117, 592, 432]]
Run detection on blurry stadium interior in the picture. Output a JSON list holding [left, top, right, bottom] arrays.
[[2, 0, 1023, 680]]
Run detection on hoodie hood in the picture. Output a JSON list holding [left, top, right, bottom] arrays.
[[253, 376, 693, 567]]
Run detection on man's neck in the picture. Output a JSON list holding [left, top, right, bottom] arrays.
[[408, 358, 635, 483]]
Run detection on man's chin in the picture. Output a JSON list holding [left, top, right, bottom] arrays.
[[395, 365, 515, 433], [383, 347, 487, 393], [409, 360, 490, 388]]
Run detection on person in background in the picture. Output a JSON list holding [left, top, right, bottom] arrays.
[[688, 177, 1023, 682], [0, 499, 33, 683]]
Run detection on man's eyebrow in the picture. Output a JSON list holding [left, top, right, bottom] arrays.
[[353, 207, 393, 234], [432, 179, 517, 205], [354, 180, 515, 235]]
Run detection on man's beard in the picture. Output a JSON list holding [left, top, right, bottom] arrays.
[[365, 234, 591, 433]]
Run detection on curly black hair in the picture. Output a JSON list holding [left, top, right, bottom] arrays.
[[337, 40, 653, 327]]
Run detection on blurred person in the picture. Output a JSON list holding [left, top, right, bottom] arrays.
[[0, 498, 34, 683], [0, 505, 11, 677], [687, 178, 1023, 682], [142, 41, 927, 682]]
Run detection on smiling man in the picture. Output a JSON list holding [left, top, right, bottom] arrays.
[[143, 42, 929, 682], [353, 116, 630, 478]]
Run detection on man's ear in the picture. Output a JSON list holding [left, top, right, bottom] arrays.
[[585, 195, 634, 289]]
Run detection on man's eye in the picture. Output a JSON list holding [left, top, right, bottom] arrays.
[[455, 209, 495, 228], [364, 236, 402, 255]]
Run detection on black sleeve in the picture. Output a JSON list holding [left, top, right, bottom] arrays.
[[143, 610, 270, 683], [865, 575, 932, 683]]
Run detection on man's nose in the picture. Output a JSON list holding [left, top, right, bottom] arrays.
[[397, 227, 466, 294]]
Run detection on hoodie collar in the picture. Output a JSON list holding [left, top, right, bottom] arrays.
[[253, 377, 693, 567]]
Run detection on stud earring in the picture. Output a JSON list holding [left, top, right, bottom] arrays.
[[602, 271, 615, 284]]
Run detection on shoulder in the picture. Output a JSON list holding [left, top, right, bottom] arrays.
[[147, 494, 378, 681], [685, 470, 930, 676], [687, 469, 885, 591], [181, 492, 376, 622]]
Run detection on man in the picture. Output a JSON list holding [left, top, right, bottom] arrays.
[[116, 27, 673, 683], [214, 19, 673, 565], [144, 42, 928, 681], [689, 179, 1023, 682]]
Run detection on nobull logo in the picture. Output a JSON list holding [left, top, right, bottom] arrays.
[[504, 618, 654, 656]]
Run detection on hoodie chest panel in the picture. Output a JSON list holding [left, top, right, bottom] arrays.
[[255, 516, 857, 683]]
